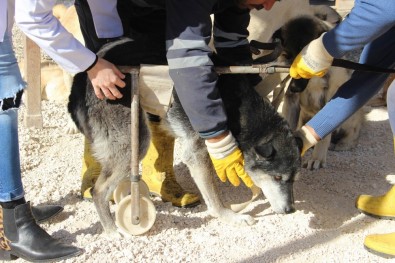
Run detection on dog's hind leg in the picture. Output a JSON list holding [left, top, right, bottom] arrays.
[[91, 166, 124, 237], [181, 139, 256, 226]]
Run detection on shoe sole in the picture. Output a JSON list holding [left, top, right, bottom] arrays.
[[357, 208, 395, 220], [7, 248, 83, 263], [149, 192, 201, 208], [364, 245, 395, 259]]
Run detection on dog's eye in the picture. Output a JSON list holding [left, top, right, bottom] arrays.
[[274, 176, 282, 181], [254, 144, 275, 160]]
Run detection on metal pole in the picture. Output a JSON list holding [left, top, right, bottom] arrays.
[[130, 70, 141, 225]]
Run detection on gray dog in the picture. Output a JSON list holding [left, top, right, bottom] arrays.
[[68, 38, 301, 236]]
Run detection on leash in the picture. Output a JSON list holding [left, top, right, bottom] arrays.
[[250, 39, 395, 74], [332, 58, 395, 74]]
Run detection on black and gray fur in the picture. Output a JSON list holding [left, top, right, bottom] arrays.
[[68, 38, 301, 235]]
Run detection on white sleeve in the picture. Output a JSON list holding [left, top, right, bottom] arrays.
[[14, 0, 97, 74], [87, 0, 123, 38], [0, 1, 7, 42]]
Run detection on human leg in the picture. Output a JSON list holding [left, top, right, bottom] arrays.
[[361, 79, 395, 258], [0, 32, 81, 261], [0, 93, 81, 262], [141, 114, 200, 208]]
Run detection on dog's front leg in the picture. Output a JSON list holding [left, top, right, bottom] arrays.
[[182, 140, 255, 226], [305, 133, 331, 170]]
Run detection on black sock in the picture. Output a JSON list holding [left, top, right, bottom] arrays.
[[0, 197, 26, 209]]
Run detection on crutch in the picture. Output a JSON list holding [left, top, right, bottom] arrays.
[[113, 64, 290, 236], [115, 67, 156, 237]]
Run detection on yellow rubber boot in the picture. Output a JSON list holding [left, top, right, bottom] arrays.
[[356, 185, 395, 219], [355, 186, 395, 219], [142, 121, 200, 208], [80, 139, 101, 200], [356, 137, 395, 218], [364, 232, 395, 258]]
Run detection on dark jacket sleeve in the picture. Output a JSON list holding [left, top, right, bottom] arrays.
[[166, 0, 252, 138]]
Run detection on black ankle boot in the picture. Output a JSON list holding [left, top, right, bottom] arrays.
[[0, 202, 82, 262], [0, 198, 63, 224], [31, 205, 63, 223]]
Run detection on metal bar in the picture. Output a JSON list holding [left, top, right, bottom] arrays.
[[215, 65, 290, 74], [119, 65, 290, 75], [130, 72, 140, 225]]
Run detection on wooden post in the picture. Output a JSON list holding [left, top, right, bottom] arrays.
[[23, 35, 43, 128]]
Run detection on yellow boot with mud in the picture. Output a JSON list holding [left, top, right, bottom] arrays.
[[356, 185, 395, 219], [356, 138, 395, 219], [364, 232, 395, 258], [81, 139, 101, 200], [142, 121, 200, 208]]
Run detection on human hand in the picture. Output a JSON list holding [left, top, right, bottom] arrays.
[[294, 126, 319, 156], [206, 131, 254, 187], [87, 57, 126, 100], [290, 33, 333, 79]]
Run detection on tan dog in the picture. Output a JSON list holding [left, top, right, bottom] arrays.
[[277, 15, 365, 170], [249, 0, 342, 111]]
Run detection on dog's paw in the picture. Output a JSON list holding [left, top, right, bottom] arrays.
[[103, 228, 122, 239], [64, 119, 79, 134], [303, 158, 326, 170], [217, 209, 256, 226]]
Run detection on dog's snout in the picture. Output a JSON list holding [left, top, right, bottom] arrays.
[[285, 206, 296, 214], [272, 204, 295, 214]]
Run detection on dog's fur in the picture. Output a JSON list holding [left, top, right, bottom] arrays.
[[276, 15, 365, 169], [68, 38, 301, 235]]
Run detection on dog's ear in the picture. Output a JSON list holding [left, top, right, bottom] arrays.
[[254, 143, 275, 160], [272, 28, 283, 46]]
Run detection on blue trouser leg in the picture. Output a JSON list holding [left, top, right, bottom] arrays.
[[388, 80, 395, 136], [0, 109, 24, 202], [308, 26, 395, 139]]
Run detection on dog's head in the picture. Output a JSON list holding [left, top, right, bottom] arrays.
[[220, 75, 301, 214], [273, 15, 334, 94], [275, 15, 332, 61]]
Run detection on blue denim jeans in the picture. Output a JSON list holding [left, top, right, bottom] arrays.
[[0, 30, 26, 201]]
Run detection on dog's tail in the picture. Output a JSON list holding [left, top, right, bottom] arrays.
[[67, 72, 90, 138]]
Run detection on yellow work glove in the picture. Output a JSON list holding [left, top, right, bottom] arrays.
[[294, 126, 319, 156], [205, 132, 254, 188], [290, 33, 333, 79]]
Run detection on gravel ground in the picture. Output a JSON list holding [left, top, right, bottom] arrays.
[[10, 1, 395, 263], [15, 97, 394, 263]]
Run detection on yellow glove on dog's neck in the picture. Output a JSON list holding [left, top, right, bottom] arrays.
[[290, 33, 333, 79], [206, 132, 254, 188], [294, 126, 319, 156]]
